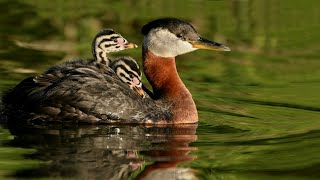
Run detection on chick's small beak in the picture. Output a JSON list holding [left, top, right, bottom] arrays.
[[133, 86, 145, 98], [124, 42, 138, 49], [189, 37, 230, 51]]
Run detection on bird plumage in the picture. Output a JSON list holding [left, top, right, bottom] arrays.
[[2, 18, 230, 125]]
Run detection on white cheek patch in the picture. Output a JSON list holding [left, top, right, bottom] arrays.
[[144, 28, 197, 57]]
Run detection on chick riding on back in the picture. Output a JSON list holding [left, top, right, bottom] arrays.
[[110, 57, 145, 98]]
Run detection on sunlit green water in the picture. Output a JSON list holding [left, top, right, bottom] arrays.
[[1, 0, 320, 179]]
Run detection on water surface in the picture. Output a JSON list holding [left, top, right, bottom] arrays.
[[1, 0, 320, 179]]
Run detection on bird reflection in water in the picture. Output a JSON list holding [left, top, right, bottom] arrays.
[[6, 123, 198, 180]]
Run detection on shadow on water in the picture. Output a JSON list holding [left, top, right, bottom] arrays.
[[224, 97, 320, 112], [198, 106, 258, 119], [3, 123, 198, 180]]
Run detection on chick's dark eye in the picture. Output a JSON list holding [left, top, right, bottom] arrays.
[[176, 34, 183, 38]]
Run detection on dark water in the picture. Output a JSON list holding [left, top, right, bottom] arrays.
[[1, 0, 320, 179]]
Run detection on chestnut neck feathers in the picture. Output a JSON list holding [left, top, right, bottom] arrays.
[[142, 47, 198, 124]]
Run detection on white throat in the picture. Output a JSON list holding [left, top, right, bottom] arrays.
[[143, 28, 197, 58]]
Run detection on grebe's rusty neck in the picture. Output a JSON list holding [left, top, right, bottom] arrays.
[[143, 47, 198, 124]]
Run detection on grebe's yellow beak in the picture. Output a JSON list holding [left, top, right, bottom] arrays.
[[188, 37, 230, 51]]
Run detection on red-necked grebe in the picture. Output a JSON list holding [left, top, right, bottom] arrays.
[[3, 18, 230, 124]]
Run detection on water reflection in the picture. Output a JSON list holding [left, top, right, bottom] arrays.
[[6, 123, 198, 179]]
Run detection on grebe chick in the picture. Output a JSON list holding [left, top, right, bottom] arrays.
[[92, 29, 138, 66], [92, 29, 143, 97], [44, 29, 137, 74], [3, 18, 230, 124], [110, 57, 145, 98]]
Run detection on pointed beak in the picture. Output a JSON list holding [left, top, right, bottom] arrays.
[[124, 42, 138, 49], [133, 86, 145, 98], [188, 37, 231, 51]]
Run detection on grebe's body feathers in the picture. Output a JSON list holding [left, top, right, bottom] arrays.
[[3, 63, 171, 124], [3, 18, 230, 124]]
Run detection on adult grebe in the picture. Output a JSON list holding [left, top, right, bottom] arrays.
[[2, 18, 230, 124]]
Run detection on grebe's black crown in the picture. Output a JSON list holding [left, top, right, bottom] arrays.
[[141, 18, 198, 39]]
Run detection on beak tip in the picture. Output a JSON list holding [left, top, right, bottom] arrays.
[[125, 43, 138, 49], [133, 86, 145, 98], [223, 46, 231, 51], [191, 37, 231, 52]]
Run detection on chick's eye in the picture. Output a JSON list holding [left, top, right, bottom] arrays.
[[176, 34, 183, 38]]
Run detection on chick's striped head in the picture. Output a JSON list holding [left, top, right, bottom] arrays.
[[111, 57, 145, 98], [92, 29, 137, 65]]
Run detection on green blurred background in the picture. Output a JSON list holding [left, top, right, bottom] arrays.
[[0, 0, 320, 179]]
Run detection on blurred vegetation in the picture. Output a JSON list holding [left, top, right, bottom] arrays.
[[0, 0, 319, 88]]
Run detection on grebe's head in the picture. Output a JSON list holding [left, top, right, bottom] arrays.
[[141, 18, 230, 58]]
